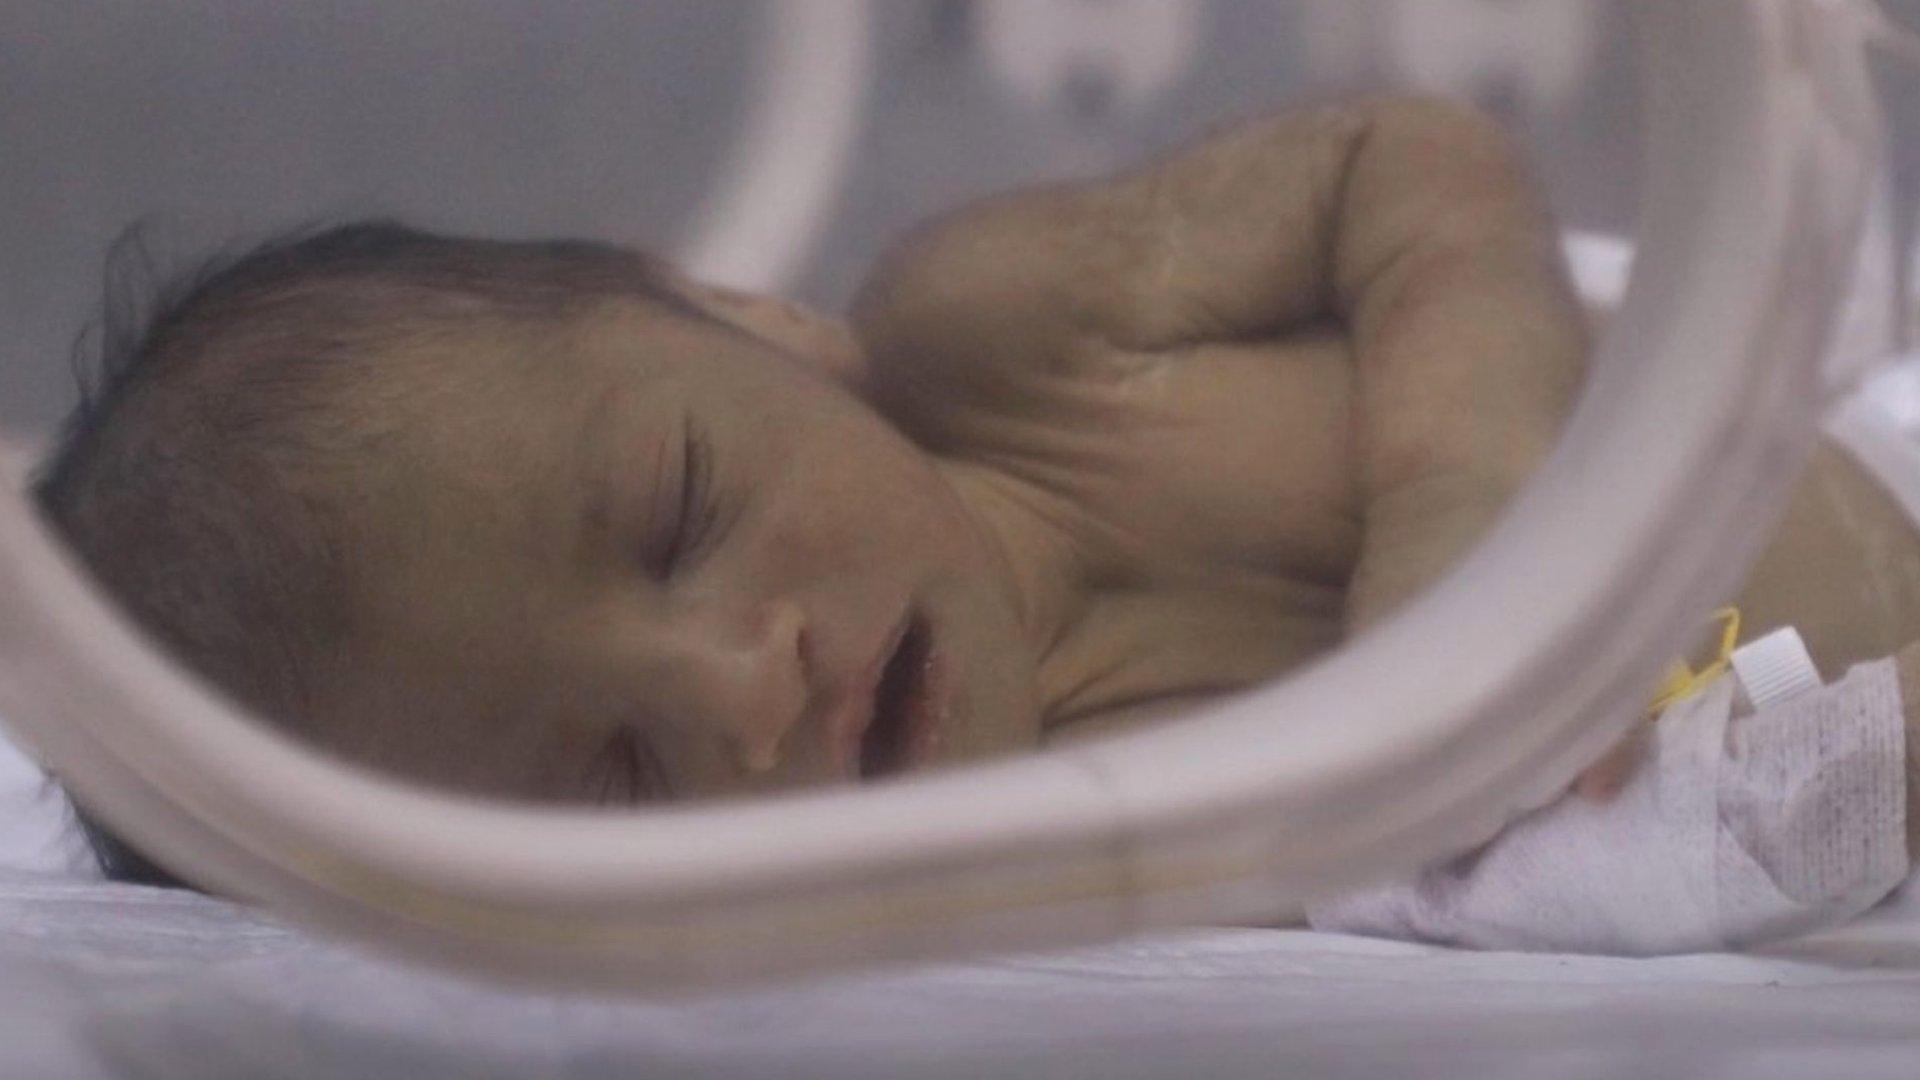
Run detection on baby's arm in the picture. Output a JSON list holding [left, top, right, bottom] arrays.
[[856, 99, 1587, 632], [1315, 103, 1590, 629]]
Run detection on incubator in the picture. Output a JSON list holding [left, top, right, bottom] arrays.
[[0, 0, 1917, 1002]]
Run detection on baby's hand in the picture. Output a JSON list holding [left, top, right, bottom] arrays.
[[1574, 725, 1647, 802], [855, 98, 1588, 634]]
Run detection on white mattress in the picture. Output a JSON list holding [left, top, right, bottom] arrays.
[[1, 867, 1919, 1079], [0, 732, 92, 878], [10, 708, 1920, 1077]]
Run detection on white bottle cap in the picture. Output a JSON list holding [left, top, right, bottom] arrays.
[[1729, 626, 1823, 712]]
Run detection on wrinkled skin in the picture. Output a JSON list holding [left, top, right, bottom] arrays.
[[302, 98, 1920, 833], [850, 98, 1590, 730]]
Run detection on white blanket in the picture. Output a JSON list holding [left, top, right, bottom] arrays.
[[1309, 662, 1912, 953], [0, 732, 90, 878], [2, 869, 1920, 1079]]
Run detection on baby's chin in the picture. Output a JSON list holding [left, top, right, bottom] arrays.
[[930, 609, 1046, 772], [937, 690, 1043, 774]]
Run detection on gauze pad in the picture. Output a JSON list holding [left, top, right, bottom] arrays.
[[1308, 660, 1909, 955]]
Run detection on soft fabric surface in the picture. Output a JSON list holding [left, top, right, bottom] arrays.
[[10, 597, 1920, 1077], [1, 869, 1919, 1079], [1310, 662, 1912, 954], [0, 733, 90, 878]]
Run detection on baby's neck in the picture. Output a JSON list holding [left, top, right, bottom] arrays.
[[935, 460, 1089, 674]]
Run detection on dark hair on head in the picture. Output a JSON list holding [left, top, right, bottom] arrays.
[[32, 220, 689, 889]]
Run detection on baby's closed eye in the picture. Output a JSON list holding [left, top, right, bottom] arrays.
[[641, 417, 725, 582]]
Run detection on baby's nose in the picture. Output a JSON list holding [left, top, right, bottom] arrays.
[[675, 601, 809, 775]]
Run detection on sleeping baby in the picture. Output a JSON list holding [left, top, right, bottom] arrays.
[[33, 98, 1920, 953]]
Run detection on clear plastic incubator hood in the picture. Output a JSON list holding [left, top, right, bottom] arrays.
[[0, 0, 1913, 990]]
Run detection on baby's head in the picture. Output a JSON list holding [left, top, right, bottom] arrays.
[[37, 224, 1043, 875]]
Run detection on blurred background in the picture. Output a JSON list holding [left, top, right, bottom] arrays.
[[0, 0, 1915, 448]]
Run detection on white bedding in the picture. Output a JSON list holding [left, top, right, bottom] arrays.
[[1, 867, 1919, 1079], [10, 668, 1920, 1078], [0, 732, 91, 878], [9, 713, 1919, 1078]]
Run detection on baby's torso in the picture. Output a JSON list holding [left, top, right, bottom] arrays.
[[893, 313, 1920, 729]]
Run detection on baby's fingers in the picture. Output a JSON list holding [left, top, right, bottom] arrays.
[[1574, 725, 1648, 802]]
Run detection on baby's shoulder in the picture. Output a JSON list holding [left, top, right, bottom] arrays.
[[852, 182, 1364, 592]]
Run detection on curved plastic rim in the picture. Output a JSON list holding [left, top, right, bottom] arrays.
[[677, 0, 873, 293], [0, 1, 1881, 990]]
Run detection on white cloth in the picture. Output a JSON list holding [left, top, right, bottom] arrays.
[[1309, 661, 1910, 954], [0, 727, 90, 877], [8, 870, 1920, 1079]]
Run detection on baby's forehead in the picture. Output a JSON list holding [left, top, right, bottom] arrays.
[[333, 288, 871, 576], [334, 304, 667, 437], [330, 308, 704, 539]]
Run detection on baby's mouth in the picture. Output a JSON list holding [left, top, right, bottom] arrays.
[[860, 612, 942, 779]]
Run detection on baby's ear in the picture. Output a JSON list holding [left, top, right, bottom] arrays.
[[681, 282, 869, 389]]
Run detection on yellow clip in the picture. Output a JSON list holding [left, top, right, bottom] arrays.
[[1645, 607, 1740, 718]]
